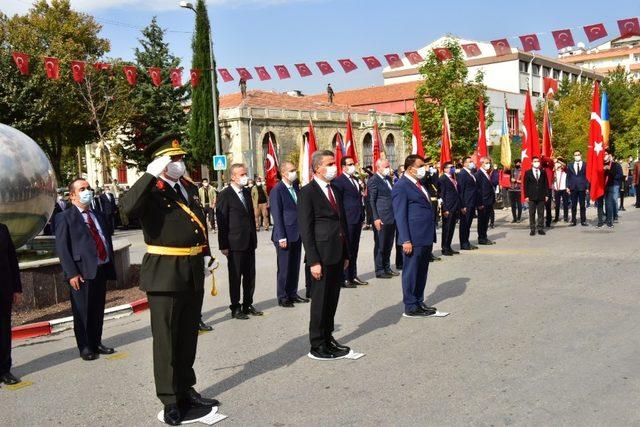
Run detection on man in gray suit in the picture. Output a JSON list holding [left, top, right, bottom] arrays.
[[367, 158, 398, 279]]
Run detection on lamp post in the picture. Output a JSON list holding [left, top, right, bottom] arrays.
[[180, 1, 223, 190]]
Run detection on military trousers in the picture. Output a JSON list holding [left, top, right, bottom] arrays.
[[147, 289, 203, 405]]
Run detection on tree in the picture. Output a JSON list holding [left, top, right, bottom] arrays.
[[602, 67, 640, 155], [413, 38, 492, 160], [188, 0, 219, 172], [0, 0, 110, 182], [548, 82, 592, 159]]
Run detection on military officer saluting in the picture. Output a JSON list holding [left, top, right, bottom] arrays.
[[120, 134, 218, 425]]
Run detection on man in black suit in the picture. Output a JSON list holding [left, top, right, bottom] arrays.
[[99, 185, 117, 230], [55, 178, 117, 360], [566, 150, 589, 227], [332, 156, 367, 288], [367, 158, 398, 279], [216, 163, 262, 320], [524, 157, 549, 236], [457, 157, 479, 250], [438, 161, 463, 256], [0, 223, 22, 385], [298, 150, 351, 360], [476, 157, 496, 245]]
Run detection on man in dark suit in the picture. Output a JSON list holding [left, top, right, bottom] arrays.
[[524, 157, 549, 236], [476, 157, 496, 245], [457, 156, 479, 250], [298, 150, 351, 360], [332, 156, 368, 287], [0, 223, 22, 386], [367, 158, 398, 279], [99, 185, 117, 230], [392, 155, 437, 317], [438, 161, 463, 256], [567, 149, 589, 227], [216, 163, 262, 320], [269, 161, 308, 307], [55, 178, 117, 361], [49, 190, 68, 235]]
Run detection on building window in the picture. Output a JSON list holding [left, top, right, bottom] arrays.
[[384, 134, 396, 167], [117, 164, 128, 184], [507, 109, 519, 135], [532, 91, 540, 97], [519, 60, 529, 73], [543, 66, 550, 77], [362, 133, 373, 167], [553, 69, 560, 79], [332, 132, 345, 155], [519, 89, 528, 95], [532, 64, 541, 76]]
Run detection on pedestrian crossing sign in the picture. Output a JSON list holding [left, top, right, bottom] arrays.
[[213, 155, 227, 171]]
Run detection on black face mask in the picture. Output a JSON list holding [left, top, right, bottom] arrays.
[[515, 165, 521, 169]]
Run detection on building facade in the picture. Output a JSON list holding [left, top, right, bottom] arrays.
[[558, 34, 640, 78]]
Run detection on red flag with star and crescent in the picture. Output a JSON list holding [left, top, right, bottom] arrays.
[[12, 52, 30, 75], [345, 113, 358, 163], [71, 60, 86, 83], [373, 117, 383, 165], [476, 98, 488, 159], [44, 57, 60, 79], [587, 82, 605, 201], [411, 110, 424, 157], [439, 108, 452, 172], [520, 90, 540, 201], [265, 134, 279, 192], [334, 132, 344, 175]]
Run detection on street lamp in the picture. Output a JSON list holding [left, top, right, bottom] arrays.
[[180, 1, 224, 190]]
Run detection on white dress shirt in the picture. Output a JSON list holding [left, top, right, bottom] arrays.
[[405, 174, 430, 199], [554, 170, 567, 190], [313, 176, 333, 202]]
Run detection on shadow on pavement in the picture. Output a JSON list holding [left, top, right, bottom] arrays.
[[425, 277, 470, 307]]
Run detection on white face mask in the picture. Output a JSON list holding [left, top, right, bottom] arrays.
[[345, 165, 356, 175], [165, 160, 186, 180], [532, 162, 541, 169], [79, 189, 93, 206], [468, 162, 476, 170], [574, 156, 582, 162], [202, 182, 209, 187], [256, 182, 263, 186], [381, 167, 391, 177], [238, 175, 249, 187], [415, 166, 426, 179], [324, 165, 338, 181], [482, 163, 491, 171], [287, 171, 298, 182], [429, 166, 437, 174]]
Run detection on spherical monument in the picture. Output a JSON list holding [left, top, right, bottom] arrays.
[[0, 123, 58, 247]]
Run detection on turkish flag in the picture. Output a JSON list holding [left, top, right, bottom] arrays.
[[461, 43, 482, 58], [217, 68, 233, 82], [148, 67, 162, 87], [384, 53, 403, 69], [433, 48, 452, 61], [587, 81, 605, 201], [71, 60, 86, 83], [44, 57, 60, 79], [543, 77, 558, 98], [169, 68, 182, 87], [491, 39, 512, 56], [12, 52, 30, 75], [316, 61, 334, 75], [477, 99, 488, 158], [274, 65, 291, 79], [265, 133, 279, 192], [294, 63, 312, 77], [411, 110, 424, 157], [520, 91, 540, 201], [191, 69, 203, 86], [618, 18, 640, 37], [334, 132, 344, 175], [519, 34, 541, 52], [583, 23, 608, 42], [345, 114, 358, 163], [551, 29, 576, 50], [123, 66, 138, 85], [236, 67, 253, 80], [94, 62, 110, 71], [373, 117, 383, 165], [254, 66, 271, 81], [439, 108, 452, 172], [362, 56, 382, 70], [337, 59, 358, 73], [404, 51, 424, 65]]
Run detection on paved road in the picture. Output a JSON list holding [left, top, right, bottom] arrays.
[[4, 207, 640, 425]]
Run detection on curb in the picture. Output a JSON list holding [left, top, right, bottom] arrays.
[[11, 298, 149, 341]]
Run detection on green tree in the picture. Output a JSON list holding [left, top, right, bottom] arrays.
[[188, 0, 218, 171], [549, 82, 592, 159], [414, 38, 492, 160], [0, 0, 110, 182], [602, 67, 640, 155]]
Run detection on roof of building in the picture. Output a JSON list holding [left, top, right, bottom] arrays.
[[559, 45, 640, 63], [306, 81, 420, 108]]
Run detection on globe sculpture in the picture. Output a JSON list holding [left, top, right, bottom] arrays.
[[0, 123, 58, 247]]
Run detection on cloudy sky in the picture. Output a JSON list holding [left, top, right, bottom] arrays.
[[3, 0, 639, 95]]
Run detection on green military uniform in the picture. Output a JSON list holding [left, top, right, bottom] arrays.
[[120, 135, 209, 406]]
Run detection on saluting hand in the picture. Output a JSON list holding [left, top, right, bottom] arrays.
[[69, 275, 84, 291]]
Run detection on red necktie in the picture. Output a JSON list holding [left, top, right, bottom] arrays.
[[83, 210, 108, 261], [416, 181, 429, 200], [326, 184, 338, 212]]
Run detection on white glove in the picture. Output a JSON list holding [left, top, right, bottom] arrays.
[[146, 155, 172, 177], [204, 255, 219, 277]]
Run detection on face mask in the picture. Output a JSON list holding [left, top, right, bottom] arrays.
[[382, 167, 391, 177], [483, 163, 491, 171], [202, 182, 209, 187], [238, 176, 249, 187], [574, 156, 581, 162], [346, 165, 356, 175], [79, 189, 93, 206], [57, 195, 63, 201], [415, 166, 426, 179], [604, 155, 611, 162], [555, 164, 562, 170], [468, 162, 476, 170], [165, 160, 186, 180], [324, 165, 338, 181], [256, 182, 263, 186], [515, 164, 521, 169], [532, 162, 540, 169], [449, 167, 456, 175], [287, 171, 298, 182]]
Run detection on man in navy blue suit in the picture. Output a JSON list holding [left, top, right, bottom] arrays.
[[368, 158, 398, 279], [566, 149, 589, 227], [55, 178, 117, 361], [457, 156, 479, 250], [475, 157, 496, 245], [269, 161, 309, 307], [392, 155, 437, 318], [332, 156, 368, 288], [438, 161, 464, 256]]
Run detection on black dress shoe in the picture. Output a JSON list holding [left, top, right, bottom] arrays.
[[430, 255, 442, 261], [80, 349, 98, 361], [198, 320, 213, 332], [243, 306, 264, 316], [420, 303, 437, 313], [450, 249, 460, 254], [353, 277, 369, 286], [278, 299, 294, 308], [386, 269, 399, 276], [441, 249, 454, 256], [581, 222, 589, 227], [403, 308, 431, 318], [290, 295, 310, 303], [538, 229, 546, 235], [375, 273, 393, 279], [309, 344, 348, 360], [0, 372, 21, 385], [186, 388, 219, 408], [460, 244, 473, 250], [478, 239, 494, 245], [231, 309, 249, 320], [530, 230, 536, 236], [96, 344, 115, 355], [164, 404, 182, 426], [327, 337, 350, 353], [342, 280, 357, 288], [569, 222, 577, 227]]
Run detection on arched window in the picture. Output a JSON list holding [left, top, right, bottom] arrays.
[[261, 132, 277, 178], [384, 134, 396, 167], [362, 133, 373, 167], [331, 132, 344, 154]]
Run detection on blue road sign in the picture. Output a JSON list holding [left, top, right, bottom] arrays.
[[213, 155, 227, 171]]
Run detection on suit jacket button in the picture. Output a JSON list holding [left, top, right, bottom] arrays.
[[195, 229, 199, 234]]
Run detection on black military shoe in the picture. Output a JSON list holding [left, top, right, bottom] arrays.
[[231, 309, 249, 320], [353, 277, 369, 286], [327, 337, 350, 353], [198, 320, 213, 332], [96, 344, 115, 354], [290, 295, 309, 303], [163, 404, 182, 426], [278, 299, 294, 308], [0, 372, 21, 385], [186, 388, 219, 408], [243, 305, 264, 316]]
